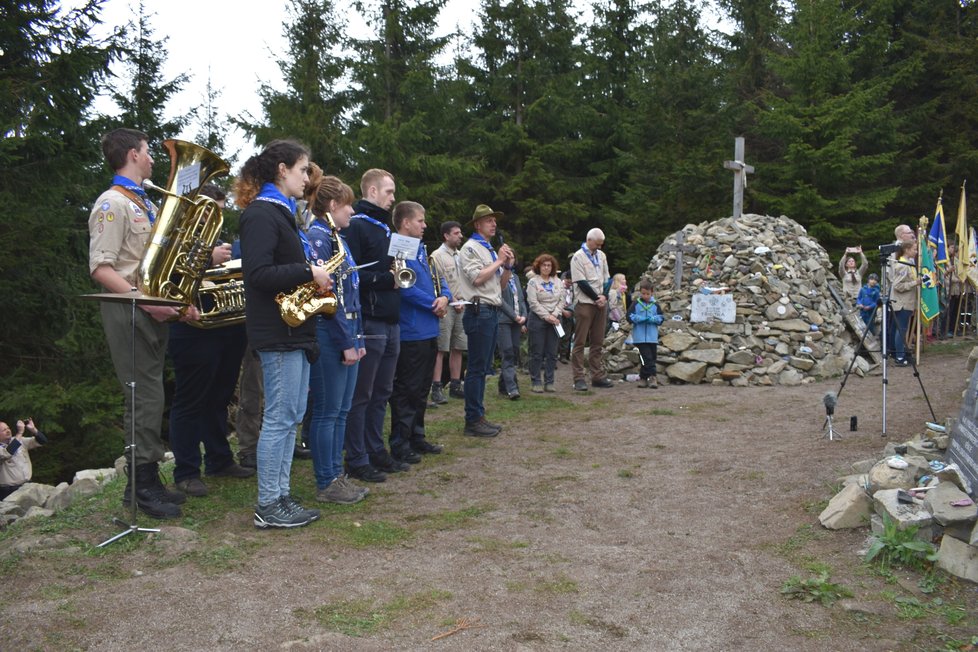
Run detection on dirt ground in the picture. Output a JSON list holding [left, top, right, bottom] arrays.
[[1, 348, 977, 651]]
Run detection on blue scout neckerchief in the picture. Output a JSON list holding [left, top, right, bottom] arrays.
[[112, 174, 156, 224], [581, 241, 601, 268]]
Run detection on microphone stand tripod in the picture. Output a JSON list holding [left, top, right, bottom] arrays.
[[823, 405, 839, 441], [832, 257, 936, 438], [82, 289, 184, 547]]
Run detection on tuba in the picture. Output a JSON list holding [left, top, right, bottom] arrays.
[[276, 213, 347, 327], [192, 259, 246, 328], [138, 140, 230, 313]]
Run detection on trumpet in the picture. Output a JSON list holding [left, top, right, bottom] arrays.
[[426, 245, 443, 296], [392, 253, 416, 289]]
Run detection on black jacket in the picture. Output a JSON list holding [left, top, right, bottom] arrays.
[[345, 199, 401, 323], [240, 199, 318, 355]]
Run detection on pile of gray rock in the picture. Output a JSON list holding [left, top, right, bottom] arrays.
[[603, 213, 874, 385], [0, 467, 117, 528], [818, 425, 978, 583]]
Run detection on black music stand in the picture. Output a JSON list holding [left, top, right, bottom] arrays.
[[81, 289, 185, 547]]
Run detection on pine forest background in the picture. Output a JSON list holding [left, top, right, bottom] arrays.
[[2, 0, 976, 483]]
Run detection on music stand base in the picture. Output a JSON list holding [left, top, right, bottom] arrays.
[[97, 517, 161, 548]]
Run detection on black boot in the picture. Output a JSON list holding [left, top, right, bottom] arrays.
[[430, 382, 448, 405], [448, 379, 464, 399], [123, 462, 183, 519]]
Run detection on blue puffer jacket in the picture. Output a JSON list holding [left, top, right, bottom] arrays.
[[629, 297, 663, 344]]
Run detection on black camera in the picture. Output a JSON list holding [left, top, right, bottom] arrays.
[[878, 243, 899, 257]]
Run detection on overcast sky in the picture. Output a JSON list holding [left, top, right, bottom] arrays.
[[74, 0, 728, 166], [78, 0, 475, 162]]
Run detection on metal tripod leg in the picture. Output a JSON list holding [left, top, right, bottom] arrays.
[[97, 296, 159, 548], [823, 415, 840, 441]]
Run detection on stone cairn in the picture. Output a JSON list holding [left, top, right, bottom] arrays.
[[603, 213, 873, 385], [819, 422, 978, 583]]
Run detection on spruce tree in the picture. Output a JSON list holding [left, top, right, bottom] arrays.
[[110, 0, 189, 168], [235, 0, 354, 173], [349, 0, 482, 229], [752, 0, 904, 243], [467, 0, 594, 266], [0, 0, 125, 481], [610, 0, 731, 273]]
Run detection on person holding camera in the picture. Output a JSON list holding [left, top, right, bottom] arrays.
[[838, 246, 868, 306], [0, 419, 48, 500], [890, 240, 920, 366]]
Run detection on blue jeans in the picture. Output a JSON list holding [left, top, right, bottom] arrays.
[[860, 308, 876, 335], [257, 350, 310, 506], [893, 308, 911, 361], [345, 319, 399, 468], [309, 321, 358, 489], [463, 305, 498, 422]]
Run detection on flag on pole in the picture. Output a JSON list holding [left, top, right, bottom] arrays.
[[970, 226, 978, 289], [919, 236, 940, 323], [955, 183, 969, 279], [928, 195, 949, 266]]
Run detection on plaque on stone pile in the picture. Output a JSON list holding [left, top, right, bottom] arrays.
[[690, 293, 736, 324], [948, 364, 978, 494]]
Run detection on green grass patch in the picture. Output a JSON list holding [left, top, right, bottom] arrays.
[[306, 589, 452, 637], [648, 408, 675, 416], [465, 536, 529, 553], [781, 570, 853, 606], [317, 519, 412, 547], [774, 524, 823, 557], [568, 609, 627, 637], [404, 504, 493, 531], [888, 596, 970, 625], [535, 573, 578, 594]]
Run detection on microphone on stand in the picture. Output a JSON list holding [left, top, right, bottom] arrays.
[[822, 391, 839, 441], [823, 391, 837, 416]]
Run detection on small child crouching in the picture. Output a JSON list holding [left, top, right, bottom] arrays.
[[628, 280, 664, 388]]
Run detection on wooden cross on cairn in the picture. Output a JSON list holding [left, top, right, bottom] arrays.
[[723, 136, 754, 219]]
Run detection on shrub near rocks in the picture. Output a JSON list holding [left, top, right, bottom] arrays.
[[603, 214, 874, 385]]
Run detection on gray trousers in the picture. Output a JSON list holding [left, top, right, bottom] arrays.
[[101, 302, 168, 466], [235, 343, 263, 457]]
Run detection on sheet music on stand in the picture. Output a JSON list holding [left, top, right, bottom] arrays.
[[388, 234, 419, 258]]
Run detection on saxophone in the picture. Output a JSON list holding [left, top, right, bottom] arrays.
[[276, 213, 346, 327], [138, 140, 230, 309]]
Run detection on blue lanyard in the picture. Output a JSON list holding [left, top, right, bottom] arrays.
[[351, 213, 391, 238]]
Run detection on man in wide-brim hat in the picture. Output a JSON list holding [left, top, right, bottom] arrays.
[[455, 204, 515, 437], [467, 203, 504, 227]]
